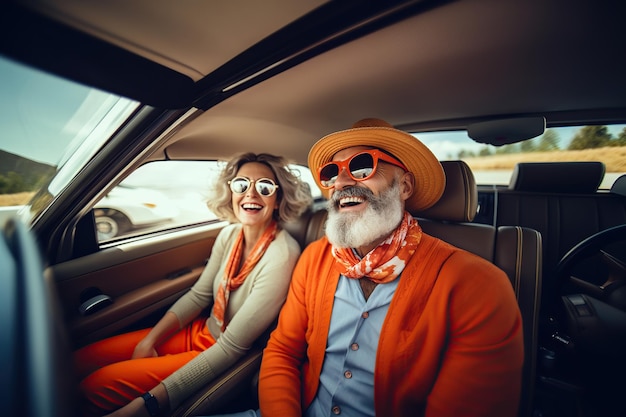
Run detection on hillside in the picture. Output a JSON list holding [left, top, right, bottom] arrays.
[[0, 149, 56, 193], [0, 149, 55, 177]]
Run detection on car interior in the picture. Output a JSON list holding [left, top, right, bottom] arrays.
[[1, 1, 626, 416]]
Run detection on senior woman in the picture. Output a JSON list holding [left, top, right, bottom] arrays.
[[74, 152, 313, 417]]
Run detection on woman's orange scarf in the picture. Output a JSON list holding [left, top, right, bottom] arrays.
[[213, 221, 278, 331], [331, 212, 422, 284]]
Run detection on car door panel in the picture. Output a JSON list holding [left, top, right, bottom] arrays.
[[52, 223, 226, 348]]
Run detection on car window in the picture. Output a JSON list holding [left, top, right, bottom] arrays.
[[0, 55, 139, 226], [417, 124, 626, 189], [93, 161, 220, 241], [94, 160, 321, 242]]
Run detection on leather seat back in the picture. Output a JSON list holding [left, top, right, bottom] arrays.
[[496, 162, 626, 309]]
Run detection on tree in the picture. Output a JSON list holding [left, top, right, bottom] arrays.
[[457, 149, 476, 158], [613, 127, 626, 146], [0, 175, 7, 194], [0, 172, 26, 194], [520, 139, 535, 153], [478, 147, 493, 156], [495, 144, 518, 154], [536, 129, 560, 151], [568, 125, 612, 150]]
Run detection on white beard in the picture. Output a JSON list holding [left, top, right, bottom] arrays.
[[325, 180, 403, 249]]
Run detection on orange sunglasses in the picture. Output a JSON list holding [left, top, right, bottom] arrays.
[[318, 149, 407, 189]]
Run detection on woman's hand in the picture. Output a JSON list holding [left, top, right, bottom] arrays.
[[132, 338, 158, 359], [131, 311, 181, 360]]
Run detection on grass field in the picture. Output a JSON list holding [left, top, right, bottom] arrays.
[[464, 146, 626, 171], [1, 146, 625, 207], [0, 191, 35, 206]]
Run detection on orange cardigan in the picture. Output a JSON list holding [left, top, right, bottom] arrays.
[[259, 233, 524, 417]]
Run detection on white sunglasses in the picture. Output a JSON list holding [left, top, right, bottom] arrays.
[[228, 176, 279, 197]]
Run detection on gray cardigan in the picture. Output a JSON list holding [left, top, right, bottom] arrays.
[[163, 223, 301, 407]]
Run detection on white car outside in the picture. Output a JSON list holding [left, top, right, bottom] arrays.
[[93, 185, 180, 240]]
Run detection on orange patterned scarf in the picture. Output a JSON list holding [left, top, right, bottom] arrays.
[[214, 221, 278, 331], [331, 212, 422, 284]]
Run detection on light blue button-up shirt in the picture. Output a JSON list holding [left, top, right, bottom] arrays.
[[304, 274, 399, 417]]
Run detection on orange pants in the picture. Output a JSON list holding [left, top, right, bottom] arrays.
[[75, 316, 215, 417]]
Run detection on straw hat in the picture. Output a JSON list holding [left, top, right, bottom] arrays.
[[308, 118, 445, 212]]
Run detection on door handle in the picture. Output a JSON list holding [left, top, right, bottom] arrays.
[[79, 294, 113, 316]]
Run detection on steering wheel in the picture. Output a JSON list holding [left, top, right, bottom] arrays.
[[556, 224, 626, 304], [0, 218, 76, 417]]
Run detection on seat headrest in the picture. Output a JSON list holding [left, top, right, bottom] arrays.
[[509, 162, 605, 193], [610, 174, 626, 197], [413, 160, 478, 222]]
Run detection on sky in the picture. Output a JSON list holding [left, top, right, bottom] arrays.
[[0, 57, 95, 165]]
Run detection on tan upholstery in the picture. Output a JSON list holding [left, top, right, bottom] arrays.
[[280, 208, 328, 250], [414, 161, 497, 260], [417, 159, 478, 222]]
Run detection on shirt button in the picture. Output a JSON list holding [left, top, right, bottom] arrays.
[[350, 343, 359, 351], [344, 370, 352, 379], [332, 405, 341, 414], [362, 311, 369, 319]]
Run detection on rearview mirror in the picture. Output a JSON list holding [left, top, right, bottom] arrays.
[[468, 116, 546, 145]]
